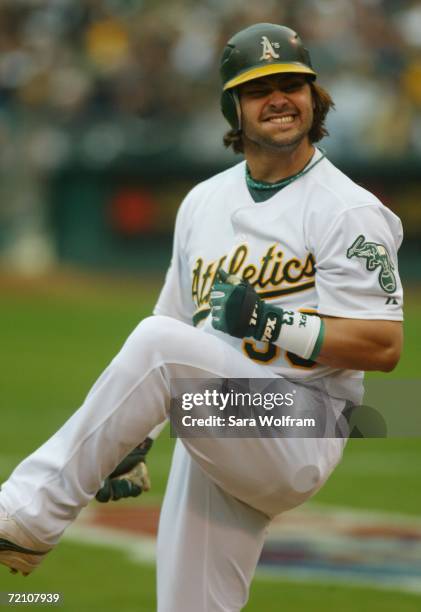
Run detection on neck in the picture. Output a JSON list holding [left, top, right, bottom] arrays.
[[244, 140, 315, 183]]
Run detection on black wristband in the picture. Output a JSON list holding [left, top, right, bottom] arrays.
[[256, 305, 283, 343], [231, 282, 260, 338]]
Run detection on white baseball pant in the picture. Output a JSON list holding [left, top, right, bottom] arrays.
[[0, 316, 345, 611]]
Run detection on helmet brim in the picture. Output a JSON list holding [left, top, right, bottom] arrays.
[[223, 63, 317, 91]]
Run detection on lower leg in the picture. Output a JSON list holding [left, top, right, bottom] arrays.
[[0, 316, 250, 546], [157, 441, 269, 612]]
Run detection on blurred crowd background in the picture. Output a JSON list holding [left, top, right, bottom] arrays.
[[0, 0, 419, 277]]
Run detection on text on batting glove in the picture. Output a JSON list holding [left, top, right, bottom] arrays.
[[210, 270, 324, 361]]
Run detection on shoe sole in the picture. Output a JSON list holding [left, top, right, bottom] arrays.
[[0, 538, 47, 576]]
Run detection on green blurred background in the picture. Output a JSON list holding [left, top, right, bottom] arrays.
[[0, 278, 420, 611], [0, 1, 420, 610]]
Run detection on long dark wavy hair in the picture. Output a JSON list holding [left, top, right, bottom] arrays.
[[223, 82, 335, 154]]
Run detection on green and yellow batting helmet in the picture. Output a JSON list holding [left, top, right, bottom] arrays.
[[220, 23, 317, 130]]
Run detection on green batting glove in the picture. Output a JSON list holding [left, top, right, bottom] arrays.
[[210, 270, 286, 342], [95, 437, 153, 503]]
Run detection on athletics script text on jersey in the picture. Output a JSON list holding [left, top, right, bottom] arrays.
[[192, 243, 315, 309]]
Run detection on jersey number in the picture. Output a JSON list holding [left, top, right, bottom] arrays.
[[243, 339, 316, 369], [242, 308, 319, 370], [243, 340, 280, 363]]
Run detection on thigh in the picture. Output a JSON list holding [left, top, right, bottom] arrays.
[[131, 318, 345, 517], [121, 317, 344, 515], [157, 440, 269, 612], [117, 315, 277, 380], [182, 435, 344, 518]]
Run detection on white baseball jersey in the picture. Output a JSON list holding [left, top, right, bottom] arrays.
[[2, 152, 400, 612], [155, 148, 403, 404]]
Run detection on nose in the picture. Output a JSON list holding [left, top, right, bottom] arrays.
[[266, 88, 289, 109]]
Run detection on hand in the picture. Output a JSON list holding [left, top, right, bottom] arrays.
[[95, 437, 153, 503], [210, 270, 279, 341]]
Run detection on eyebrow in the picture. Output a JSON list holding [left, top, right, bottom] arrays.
[[242, 76, 306, 88]]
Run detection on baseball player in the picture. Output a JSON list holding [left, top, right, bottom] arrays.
[[0, 23, 403, 612]]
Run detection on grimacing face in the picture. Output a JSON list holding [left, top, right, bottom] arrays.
[[238, 74, 314, 152]]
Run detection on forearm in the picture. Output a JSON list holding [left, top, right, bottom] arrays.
[[210, 271, 403, 373], [271, 312, 402, 372], [316, 317, 403, 372]]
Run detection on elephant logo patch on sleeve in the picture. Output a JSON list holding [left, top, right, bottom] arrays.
[[347, 235, 397, 294]]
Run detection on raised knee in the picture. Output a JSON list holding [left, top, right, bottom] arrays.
[[291, 464, 322, 495], [137, 315, 169, 339], [117, 315, 186, 366], [125, 316, 171, 352]]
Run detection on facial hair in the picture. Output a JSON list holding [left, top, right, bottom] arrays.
[[242, 108, 313, 152]]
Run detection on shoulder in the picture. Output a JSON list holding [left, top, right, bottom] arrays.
[[304, 154, 403, 253], [307, 155, 402, 232], [309, 155, 380, 212], [174, 161, 245, 235], [185, 161, 245, 202]]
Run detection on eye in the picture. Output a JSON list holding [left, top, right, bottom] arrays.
[[246, 89, 267, 97], [242, 85, 271, 97], [283, 81, 304, 93]]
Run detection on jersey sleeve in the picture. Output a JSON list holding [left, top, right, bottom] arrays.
[[153, 199, 195, 325], [314, 204, 403, 320]]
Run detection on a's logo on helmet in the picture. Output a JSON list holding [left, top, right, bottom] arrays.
[[259, 36, 280, 61]]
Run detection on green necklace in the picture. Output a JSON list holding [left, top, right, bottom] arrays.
[[245, 148, 326, 191]]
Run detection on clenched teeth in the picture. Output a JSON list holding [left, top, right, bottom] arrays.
[[268, 115, 295, 124]]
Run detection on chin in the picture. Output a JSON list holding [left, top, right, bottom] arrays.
[[244, 128, 309, 151], [265, 134, 306, 150]]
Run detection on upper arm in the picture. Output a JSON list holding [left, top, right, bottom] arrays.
[[310, 203, 404, 371], [314, 204, 404, 322]]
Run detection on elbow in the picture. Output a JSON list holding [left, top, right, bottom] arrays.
[[378, 345, 401, 372], [375, 325, 403, 372]]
